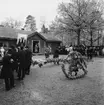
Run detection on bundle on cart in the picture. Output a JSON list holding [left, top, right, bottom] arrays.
[[61, 51, 88, 80], [61, 63, 88, 80]]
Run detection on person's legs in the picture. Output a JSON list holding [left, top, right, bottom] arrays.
[[27, 64, 31, 75], [10, 74, 15, 88], [17, 66, 22, 80], [15, 62, 19, 73], [21, 67, 25, 80], [90, 54, 92, 60], [24, 65, 27, 74], [4, 78, 10, 91]]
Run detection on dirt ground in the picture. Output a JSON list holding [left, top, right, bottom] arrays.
[[0, 55, 104, 105]]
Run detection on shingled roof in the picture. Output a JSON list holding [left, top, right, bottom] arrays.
[[40, 32, 61, 42], [0, 26, 32, 39], [28, 32, 62, 42]]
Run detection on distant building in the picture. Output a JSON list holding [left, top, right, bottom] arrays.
[[0, 26, 62, 54], [0, 26, 32, 48]]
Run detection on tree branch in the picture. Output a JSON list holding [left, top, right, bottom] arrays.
[[93, 35, 102, 42]]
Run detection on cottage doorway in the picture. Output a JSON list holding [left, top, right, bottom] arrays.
[[33, 40, 40, 53]]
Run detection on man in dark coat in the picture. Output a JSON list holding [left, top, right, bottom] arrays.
[[0, 50, 15, 91], [9, 46, 19, 73], [53, 48, 59, 65], [25, 46, 32, 75], [17, 47, 25, 80]]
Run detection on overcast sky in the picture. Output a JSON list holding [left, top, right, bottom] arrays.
[[0, 0, 69, 31]]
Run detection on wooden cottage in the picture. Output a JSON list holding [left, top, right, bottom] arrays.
[[27, 32, 62, 54]]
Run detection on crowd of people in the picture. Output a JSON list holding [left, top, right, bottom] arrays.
[[1, 43, 104, 91], [73, 45, 104, 59], [0, 45, 32, 91]]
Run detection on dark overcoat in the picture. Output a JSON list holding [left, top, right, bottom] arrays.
[[25, 49, 32, 66], [10, 49, 18, 71], [0, 55, 12, 78], [53, 49, 59, 58], [17, 50, 25, 69]]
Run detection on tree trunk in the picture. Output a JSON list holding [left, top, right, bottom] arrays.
[[77, 29, 81, 46], [61, 35, 64, 46], [97, 30, 99, 46], [90, 30, 93, 46]]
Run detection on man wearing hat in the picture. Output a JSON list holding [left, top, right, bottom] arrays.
[[0, 48, 15, 91]]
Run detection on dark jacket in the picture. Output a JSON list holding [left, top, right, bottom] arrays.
[[10, 49, 19, 70], [17, 50, 25, 68], [0, 54, 13, 78], [53, 49, 59, 58], [25, 49, 32, 66]]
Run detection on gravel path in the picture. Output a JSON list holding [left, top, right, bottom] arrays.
[[0, 56, 104, 105]]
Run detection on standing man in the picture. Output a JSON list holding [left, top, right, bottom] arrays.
[[17, 46, 25, 80], [0, 49, 15, 91], [53, 47, 59, 65], [9, 46, 19, 73], [25, 46, 32, 75]]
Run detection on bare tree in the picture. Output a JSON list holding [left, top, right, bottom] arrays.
[[1, 17, 23, 29], [49, 0, 104, 46], [81, 3, 104, 46]]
